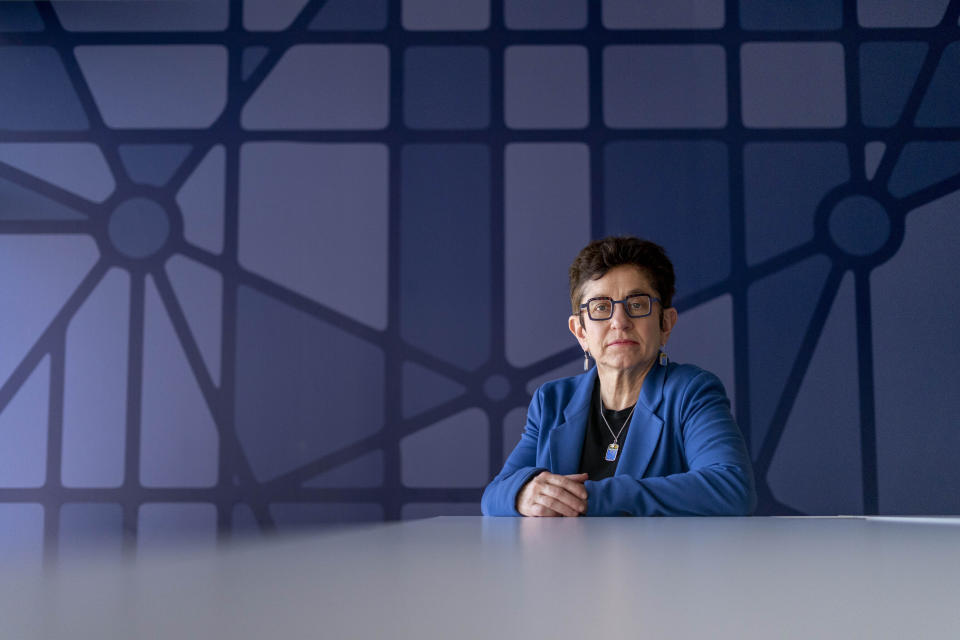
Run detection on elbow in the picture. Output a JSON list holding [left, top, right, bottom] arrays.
[[746, 477, 758, 515], [712, 464, 756, 516], [482, 466, 542, 517], [731, 465, 757, 516], [480, 482, 495, 516], [734, 484, 757, 516], [480, 476, 513, 516]]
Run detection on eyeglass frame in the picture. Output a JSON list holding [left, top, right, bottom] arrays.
[[578, 294, 662, 321]]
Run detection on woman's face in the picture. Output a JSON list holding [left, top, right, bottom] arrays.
[[568, 265, 677, 376]]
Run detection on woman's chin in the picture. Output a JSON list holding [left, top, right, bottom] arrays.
[[598, 356, 653, 373]]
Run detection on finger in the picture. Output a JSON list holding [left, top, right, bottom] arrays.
[[539, 483, 587, 514], [519, 486, 561, 517], [544, 474, 589, 501], [516, 474, 548, 515], [538, 474, 588, 505], [539, 481, 587, 512], [529, 500, 561, 517], [562, 473, 590, 490], [534, 493, 579, 517]]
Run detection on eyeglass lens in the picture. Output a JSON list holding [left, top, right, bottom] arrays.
[[587, 295, 651, 320]]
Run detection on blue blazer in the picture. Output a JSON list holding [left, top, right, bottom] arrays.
[[481, 362, 756, 516]]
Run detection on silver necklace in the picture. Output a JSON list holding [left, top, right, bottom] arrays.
[[599, 398, 636, 462]]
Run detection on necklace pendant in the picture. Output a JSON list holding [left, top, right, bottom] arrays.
[[605, 443, 619, 462]]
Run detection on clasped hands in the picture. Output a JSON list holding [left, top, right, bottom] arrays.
[[516, 471, 588, 517]]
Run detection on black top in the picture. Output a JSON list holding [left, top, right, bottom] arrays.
[[577, 379, 636, 481]]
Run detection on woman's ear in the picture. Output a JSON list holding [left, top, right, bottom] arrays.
[[660, 307, 678, 344], [569, 314, 588, 350]]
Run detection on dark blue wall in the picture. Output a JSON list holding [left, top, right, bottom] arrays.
[[2, 0, 960, 561]]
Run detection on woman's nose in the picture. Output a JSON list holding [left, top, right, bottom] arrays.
[[609, 302, 633, 327]]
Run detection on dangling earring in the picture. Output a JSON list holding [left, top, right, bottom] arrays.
[[583, 350, 591, 371], [659, 350, 668, 366]]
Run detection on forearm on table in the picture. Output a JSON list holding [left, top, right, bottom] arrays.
[[584, 464, 756, 516], [481, 465, 545, 516]]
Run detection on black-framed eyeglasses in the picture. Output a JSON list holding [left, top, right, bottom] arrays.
[[579, 294, 660, 321]]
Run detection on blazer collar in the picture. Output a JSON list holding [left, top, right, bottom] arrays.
[[618, 361, 666, 478], [637, 359, 666, 415], [547, 363, 668, 477], [546, 369, 596, 474]]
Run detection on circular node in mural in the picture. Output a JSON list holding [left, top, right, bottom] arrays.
[[483, 374, 511, 401], [827, 194, 891, 259], [106, 197, 172, 260]]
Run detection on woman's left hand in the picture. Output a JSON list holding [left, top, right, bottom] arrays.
[[516, 472, 589, 517]]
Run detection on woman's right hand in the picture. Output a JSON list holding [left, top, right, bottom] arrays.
[[516, 472, 589, 516]]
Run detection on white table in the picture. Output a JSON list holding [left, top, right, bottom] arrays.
[[3, 516, 959, 639]]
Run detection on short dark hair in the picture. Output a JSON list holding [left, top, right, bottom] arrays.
[[568, 236, 676, 314]]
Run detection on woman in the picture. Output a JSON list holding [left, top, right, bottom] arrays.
[[482, 236, 755, 516]]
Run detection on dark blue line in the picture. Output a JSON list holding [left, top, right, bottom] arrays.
[[842, 0, 866, 185], [121, 272, 145, 548], [207, 0, 333, 133], [181, 242, 479, 386], [854, 268, 878, 514], [871, 35, 948, 187], [587, 0, 606, 240], [755, 266, 845, 477], [485, 0, 508, 483], [9, 24, 960, 46], [0, 163, 103, 220], [0, 220, 90, 234], [164, 143, 216, 195], [380, 0, 404, 521], [0, 485, 483, 503], [0, 259, 108, 416], [150, 268, 221, 425], [42, 333, 66, 565], [724, 0, 754, 464], [11, 127, 960, 145], [34, 2, 132, 193], [895, 169, 960, 212], [216, 35, 276, 533], [262, 393, 479, 492]]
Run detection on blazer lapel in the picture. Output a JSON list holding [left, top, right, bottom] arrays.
[[546, 369, 595, 474], [616, 361, 666, 478]]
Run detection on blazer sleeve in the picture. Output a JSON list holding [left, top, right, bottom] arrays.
[[584, 371, 756, 516], [480, 387, 548, 516]]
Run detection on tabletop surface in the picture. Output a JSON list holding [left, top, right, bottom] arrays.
[[3, 516, 959, 639]]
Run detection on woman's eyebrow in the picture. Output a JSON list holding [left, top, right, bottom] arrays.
[[586, 289, 652, 299]]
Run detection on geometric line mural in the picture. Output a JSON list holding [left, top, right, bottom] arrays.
[[2, 0, 960, 560]]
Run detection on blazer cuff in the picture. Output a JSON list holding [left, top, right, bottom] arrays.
[[484, 466, 545, 516], [509, 467, 546, 515]]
